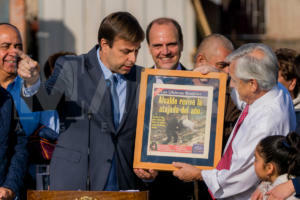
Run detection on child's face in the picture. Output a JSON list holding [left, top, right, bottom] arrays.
[[254, 150, 270, 181]]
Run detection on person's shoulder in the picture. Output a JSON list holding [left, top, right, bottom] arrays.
[[0, 86, 11, 100], [180, 63, 192, 71], [0, 86, 13, 114], [123, 65, 145, 82]]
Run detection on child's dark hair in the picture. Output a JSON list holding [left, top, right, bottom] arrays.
[[256, 132, 300, 178]]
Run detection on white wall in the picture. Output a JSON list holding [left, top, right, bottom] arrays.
[[38, 0, 196, 69]]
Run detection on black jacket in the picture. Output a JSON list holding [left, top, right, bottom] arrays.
[[0, 87, 28, 196]]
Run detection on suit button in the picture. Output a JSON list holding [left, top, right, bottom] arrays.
[[107, 159, 112, 163]]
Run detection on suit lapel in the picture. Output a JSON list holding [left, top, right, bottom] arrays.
[[85, 46, 115, 131], [117, 66, 140, 132]]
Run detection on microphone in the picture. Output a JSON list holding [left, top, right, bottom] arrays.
[[86, 112, 93, 191]]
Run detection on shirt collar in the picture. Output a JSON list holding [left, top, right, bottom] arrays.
[[154, 63, 182, 70], [97, 48, 112, 80], [249, 84, 280, 112], [96, 48, 125, 82]]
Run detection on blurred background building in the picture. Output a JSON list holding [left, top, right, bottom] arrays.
[[1, 0, 300, 70]]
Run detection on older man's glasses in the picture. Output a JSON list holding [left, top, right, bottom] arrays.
[[215, 61, 230, 69]]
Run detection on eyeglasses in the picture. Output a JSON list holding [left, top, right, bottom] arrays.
[[215, 61, 230, 69]]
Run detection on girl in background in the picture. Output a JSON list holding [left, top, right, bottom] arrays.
[[254, 132, 300, 200]]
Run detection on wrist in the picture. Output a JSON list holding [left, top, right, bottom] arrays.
[[196, 169, 203, 181], [25, 76, 39, 88]]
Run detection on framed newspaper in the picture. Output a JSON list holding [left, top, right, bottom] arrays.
[[133, 68, 227, 171]]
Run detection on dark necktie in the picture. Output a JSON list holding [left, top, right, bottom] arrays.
[[108, 74, 120, 129], [104, 74, 120, 191]]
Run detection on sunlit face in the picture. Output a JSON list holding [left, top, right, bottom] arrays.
[[254, 149, 270, 181], [100, 37, 141, 74], [229, 61, 252, 103], [148, 23, 182, 70], [0, 25, 22, 76]]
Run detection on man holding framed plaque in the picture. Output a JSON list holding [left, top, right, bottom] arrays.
[[141, 17, 194, 200], [173, 43, 296, 199], [18, 11, 156, 191]]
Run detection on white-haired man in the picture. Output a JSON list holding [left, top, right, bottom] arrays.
[[173, 43, 296, 199]]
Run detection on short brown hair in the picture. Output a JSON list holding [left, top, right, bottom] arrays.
[[146, 17, 183, 47], [275, 48, 300, 97], [97, 12, 144, 48]]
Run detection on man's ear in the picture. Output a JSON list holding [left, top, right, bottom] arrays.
[[288, 78, 297, 92], [100, 38, 110, 51], [195, 53, 206, 65], [249, 79, 259, 92]]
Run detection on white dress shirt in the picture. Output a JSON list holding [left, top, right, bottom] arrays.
[[202, 84, 296, 200]]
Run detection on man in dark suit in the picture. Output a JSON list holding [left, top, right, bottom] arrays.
[[144, 17, 194, 200], [0, 86, 28, 199], [17, 11, 156, 191]]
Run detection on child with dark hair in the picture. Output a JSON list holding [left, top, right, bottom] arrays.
[[253, 132, 300, 200]]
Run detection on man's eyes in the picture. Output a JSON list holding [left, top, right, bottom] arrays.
[[15, 44, 23, 49], [0, 43, 22, 50], [0, 44, 10, 49], [121, 50, 130, 54]]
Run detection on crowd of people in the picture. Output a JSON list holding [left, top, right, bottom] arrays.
[[0, 11, 299, 200]]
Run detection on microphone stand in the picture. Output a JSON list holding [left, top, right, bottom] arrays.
[[86, 112, 92, 191]]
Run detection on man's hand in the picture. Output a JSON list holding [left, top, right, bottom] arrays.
[[134, 168, 158, 180], [193, 64, 220, 75], [173, 162, 202, 182], [0, 187, 15, 200], [251, 188, 263, 200], [266, 180, 294, 200], [17, 50, 40, 87]]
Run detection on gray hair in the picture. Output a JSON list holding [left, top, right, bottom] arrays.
[[226, 43, 278, 91]]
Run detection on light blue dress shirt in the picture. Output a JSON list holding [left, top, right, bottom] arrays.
[[96, 48, 127, 122], [96, 48, 127, 191]]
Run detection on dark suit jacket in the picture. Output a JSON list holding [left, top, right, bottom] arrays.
[[23, 45, 144, 190], [0, 87, 28, 196]]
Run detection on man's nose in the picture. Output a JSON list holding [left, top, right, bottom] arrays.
[[161, 45, 170, 55], [8, 46, 18, 56], [128, 52, 137, 63]]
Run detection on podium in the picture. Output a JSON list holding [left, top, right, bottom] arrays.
[[27, 190, 148, 200]]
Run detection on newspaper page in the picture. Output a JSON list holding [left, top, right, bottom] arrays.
[[147, 83, 214, 159]]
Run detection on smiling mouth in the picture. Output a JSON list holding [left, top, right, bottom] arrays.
[[5, 60, 17, 64]]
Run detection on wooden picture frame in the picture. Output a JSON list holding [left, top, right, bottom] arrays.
[[133, 68, 227, 171]]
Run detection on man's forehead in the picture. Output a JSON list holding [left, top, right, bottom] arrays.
[[150, 23, 178, 39], [0, 24, 19, 34], [0, 25, 22, 42]]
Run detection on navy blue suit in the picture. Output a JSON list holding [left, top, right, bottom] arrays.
[[0, 87, 28, 196], [22, 45, 145, 191], [293, 177, 300, 198]]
